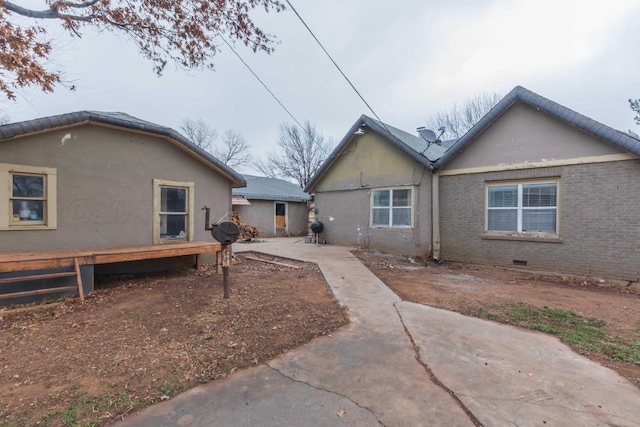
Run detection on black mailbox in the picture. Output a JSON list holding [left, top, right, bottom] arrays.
[[211, 220, 240, 245]]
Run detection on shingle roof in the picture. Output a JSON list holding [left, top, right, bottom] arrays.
[[305, 115, 453, 192], [433, 86, 640, 171], [364, 117, 450, 162], [0, 111, 246, 187], [233, 175, 310, 203]]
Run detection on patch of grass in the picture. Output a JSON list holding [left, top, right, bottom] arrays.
[[482, 303, 640, 366], [0, 416, 35, 427], [504, 304, 541, 323], [155, 380, 181, 398], [37, 408, 79, 427], [60, 408, 79, 426], [483, 312, 501, 321], [530, 323, 558, 334]]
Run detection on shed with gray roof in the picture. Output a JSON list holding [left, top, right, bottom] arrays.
[[233, 175, 311, 237]]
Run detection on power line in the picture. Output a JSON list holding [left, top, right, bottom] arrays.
[[214, 30, 307, 132], [284, 0, 393, 135]]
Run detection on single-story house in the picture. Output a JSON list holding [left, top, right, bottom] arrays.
[[232, 174, 311, 237], [0, 111, 246, 305], [305, 86, 640, 282]]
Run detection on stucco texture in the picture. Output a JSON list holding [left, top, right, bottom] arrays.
[[444, 103, 625, 171], [234, 200, 309, 237], [0, 124, 232, 252], [313, 132, 432, 257]]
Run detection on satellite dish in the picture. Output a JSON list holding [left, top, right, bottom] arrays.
[[418, 128, 438, 143]]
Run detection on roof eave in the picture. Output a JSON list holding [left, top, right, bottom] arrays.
[[305, 117, 365, 193], [433, 86, 640, 171], [305, 115, 435, 192], [0, 111, 247, 186], [361, 116, 435, 170]]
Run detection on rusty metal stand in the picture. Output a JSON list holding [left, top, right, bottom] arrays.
[[222, 244, 231, 299], [202, 206, 240, 299]]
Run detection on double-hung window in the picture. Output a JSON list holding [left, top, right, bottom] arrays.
[[0, 163, 57, 230], [487, 181, 558, 234], [371, 188, 412, 228], [153, 179, 194, 243]]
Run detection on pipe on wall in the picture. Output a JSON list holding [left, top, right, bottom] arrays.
[[432, 173, 441, 261]]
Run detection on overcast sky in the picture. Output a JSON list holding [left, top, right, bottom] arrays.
[[6, 0, 640, 173]]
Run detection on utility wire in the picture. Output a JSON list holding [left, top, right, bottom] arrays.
[[284, 0, 393, 135], [215, 30, 307, 132]]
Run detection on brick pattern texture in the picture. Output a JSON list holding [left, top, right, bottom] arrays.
[[440, 161, 640, 282]]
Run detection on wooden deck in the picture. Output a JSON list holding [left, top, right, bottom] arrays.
[[0, 241, 222, 273]]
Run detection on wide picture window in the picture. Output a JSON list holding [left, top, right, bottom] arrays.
[[371, 188, 412, 227], [487, 181, 558, 234]]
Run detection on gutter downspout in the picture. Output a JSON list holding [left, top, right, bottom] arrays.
[[432, 172, 441, 261]]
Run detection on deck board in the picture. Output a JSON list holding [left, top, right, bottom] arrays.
[[0, 242, 222, 273]]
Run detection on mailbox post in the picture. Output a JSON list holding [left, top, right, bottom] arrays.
[[202, 207, 240, 299]]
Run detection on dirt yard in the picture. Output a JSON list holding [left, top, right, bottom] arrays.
[[2, 248, 639, 426], [0, 252, 348, 427], [353, 249, 640, 389]]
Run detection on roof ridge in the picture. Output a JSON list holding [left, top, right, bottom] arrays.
[[0, 111, 246, 187], [432, 86, 640, 170]]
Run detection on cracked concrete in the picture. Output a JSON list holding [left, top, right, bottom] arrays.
[[393, 302, 483, 426], [120, 238, 640, 427], [398, 302, 640, 426], [265, 361, 381, 423]]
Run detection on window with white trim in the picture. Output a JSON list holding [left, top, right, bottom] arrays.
[[0, 163, 57, 230], [371, 188, 412, 227], [153, 179, 194, 243], [486, 181, 558, 234]]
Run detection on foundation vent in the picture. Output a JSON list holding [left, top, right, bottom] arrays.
[[513, 260, 528, 266]]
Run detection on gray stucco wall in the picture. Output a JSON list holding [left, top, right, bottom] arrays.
[[445, 103, 625, 170], [0, 124, 232, 252], [439, 160, 640, 282], [313, 132, 432, 257], [287, 201, 311, 237], [234, 200, 309, 237]]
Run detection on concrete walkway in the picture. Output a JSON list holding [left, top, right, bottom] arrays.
[[121, 238, 640, 426]]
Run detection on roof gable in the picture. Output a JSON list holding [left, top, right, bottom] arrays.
[[234, 174, 310, 203], [305, 115, 450, 192], [305, 86, 640, 192], [433, 86, 640, 171], [0, 111, 246, 187]]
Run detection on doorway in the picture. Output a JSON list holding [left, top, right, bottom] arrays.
[[275, 202, 287, 237]]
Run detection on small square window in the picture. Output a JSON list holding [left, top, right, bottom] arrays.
[[12, 174, 46, 223], [371, 188, 413, 228], [1, 164, 57, 230]]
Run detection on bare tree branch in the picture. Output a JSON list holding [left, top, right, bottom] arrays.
[[180, 118, 217, 152], [3, 1, 95, 20], [213, 130, 252, 168], [630, 99, 640, 125], [253, 121, 332, 188], [426, 92, 503, 140], [0, 0, 285, 99]]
